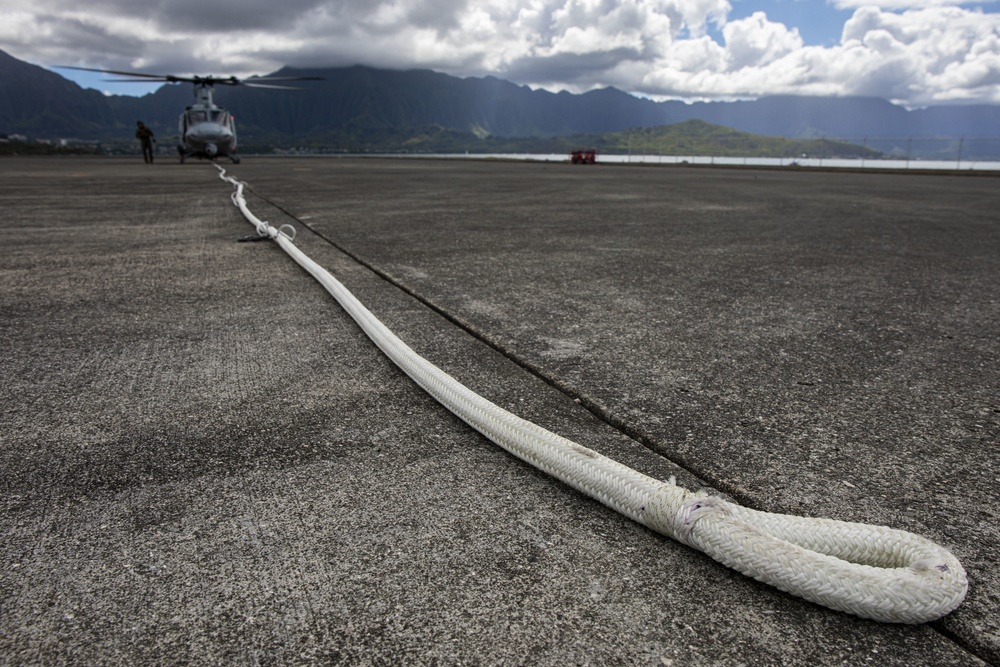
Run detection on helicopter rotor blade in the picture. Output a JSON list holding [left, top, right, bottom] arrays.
[[95, 77, 174, 83], [58, 65, 173, 80], [243, 82, 306, 90], [247, 76, 325, 82], [58, 66, 231, 85], [56, 65, 324, 88]]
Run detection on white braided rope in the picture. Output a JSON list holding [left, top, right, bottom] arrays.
[[217, 167, 967, 624]]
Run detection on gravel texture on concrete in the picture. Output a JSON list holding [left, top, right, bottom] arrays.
[[0, 156, 996, 666]]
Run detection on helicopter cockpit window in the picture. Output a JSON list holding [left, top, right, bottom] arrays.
[[183, 108, 234, 132]]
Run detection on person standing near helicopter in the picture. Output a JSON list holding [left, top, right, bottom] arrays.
[[135, 121, 155, 164]]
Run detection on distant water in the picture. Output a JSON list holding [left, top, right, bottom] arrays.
[[387, 153, 1000, 171]]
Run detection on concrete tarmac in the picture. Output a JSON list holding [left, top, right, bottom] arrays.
[[1, 156, 997, 666]]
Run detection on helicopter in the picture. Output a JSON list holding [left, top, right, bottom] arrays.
[[59, 66, 322, 163]]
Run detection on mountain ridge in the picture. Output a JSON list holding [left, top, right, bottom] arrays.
[[3, 49, 999, 151]]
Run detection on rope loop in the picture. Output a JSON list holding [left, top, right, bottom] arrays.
[[215, 165, 968, 624]]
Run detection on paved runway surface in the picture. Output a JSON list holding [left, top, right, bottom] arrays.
[[1, 156, 997, 665]]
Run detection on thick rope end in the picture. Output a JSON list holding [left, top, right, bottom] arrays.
[[689, 508, 969, 624], [640, 481, 967, 623]]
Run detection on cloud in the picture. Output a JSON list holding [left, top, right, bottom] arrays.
[[2, 0, 1000, 105], [838, 6, 1000, 102], [722, 11, 803, 67], [831, 0, 996, 8], [636, 4, 1000, 104]]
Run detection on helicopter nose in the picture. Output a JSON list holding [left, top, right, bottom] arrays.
[[205, 143, 218, 157]]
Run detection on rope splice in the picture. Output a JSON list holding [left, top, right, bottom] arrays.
[[217, 166, 967, 624]]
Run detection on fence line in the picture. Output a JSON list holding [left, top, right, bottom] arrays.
[[607, 135, 1000, 169]]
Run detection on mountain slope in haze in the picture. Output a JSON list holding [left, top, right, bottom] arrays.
[[133, 65, 672, 140], [0, 49, 134, 136], [2, 49, 999, 148]]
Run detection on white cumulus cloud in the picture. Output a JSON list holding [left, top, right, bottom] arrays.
[[1, 0, 1000, 105], [723, 11, 803, 67]]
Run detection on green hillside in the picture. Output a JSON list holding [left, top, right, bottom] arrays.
[[571, 119, 882, 159], [241, 119, 880, 159]]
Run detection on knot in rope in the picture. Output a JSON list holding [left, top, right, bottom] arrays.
[[219, 167, 294, 242]]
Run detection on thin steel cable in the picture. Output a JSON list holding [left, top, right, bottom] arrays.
[[217, 167, 967, 624]]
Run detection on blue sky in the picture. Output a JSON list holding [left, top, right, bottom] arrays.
[[55, 70, 164, 97], [726, 0, 854, 45], [3, 0, 1000, 106]]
